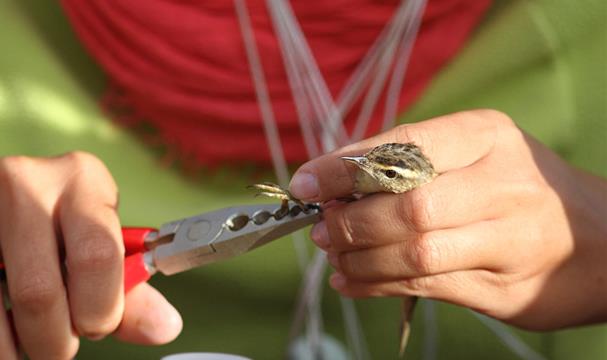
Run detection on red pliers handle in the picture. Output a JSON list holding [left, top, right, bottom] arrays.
[[1, 203, 322, 295], [121, 227, 158, 292], [0, 227, 156, 293]]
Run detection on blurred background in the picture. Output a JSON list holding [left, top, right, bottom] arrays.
[[0, 0, 605, 359]]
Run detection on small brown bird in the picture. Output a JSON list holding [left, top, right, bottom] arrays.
[[341, 142, 437, 357], [250, 142, 437, 357], [341, 142, 437, 194]]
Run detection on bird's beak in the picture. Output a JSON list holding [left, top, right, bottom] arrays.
[[340, 156, 366, 166]]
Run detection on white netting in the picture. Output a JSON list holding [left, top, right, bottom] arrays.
[[234, 1, 545, 359]]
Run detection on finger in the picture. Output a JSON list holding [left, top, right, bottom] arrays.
[[0, 194, 78, 359], [290, 109, 506, 201], [311, 196, 418, 251], [59, 154, 124, 340], [314, 164, 521, 252], [329, 270, 504, 314], [327, 220, 506, 282], [113, 283, 182, 345], [0, 286, 18, 360]]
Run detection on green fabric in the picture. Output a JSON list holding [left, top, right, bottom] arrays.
[[0, 0, 605, 359]]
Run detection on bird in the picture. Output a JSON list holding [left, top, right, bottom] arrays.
[[341, 142, 437, 194], [250, 142, 437, 357], [341, 142, 437, 357]]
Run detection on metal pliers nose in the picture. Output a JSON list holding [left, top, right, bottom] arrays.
[[119, 202, 321, 291]]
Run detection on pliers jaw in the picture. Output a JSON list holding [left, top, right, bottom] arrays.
[[146, 203, 321, 275], [0, 202, 320, 294]]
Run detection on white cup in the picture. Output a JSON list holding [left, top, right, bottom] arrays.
[[161, 353, 252, 360]]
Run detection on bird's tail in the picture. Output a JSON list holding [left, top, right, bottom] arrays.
[[399, 296, 418, 357]]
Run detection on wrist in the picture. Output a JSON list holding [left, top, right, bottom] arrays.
[[567, 168, 607, 325]]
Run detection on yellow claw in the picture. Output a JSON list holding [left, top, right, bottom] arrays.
[[248, 182, 306, 209], [253, 191, 290, 201], [248, 182, 284, 193]]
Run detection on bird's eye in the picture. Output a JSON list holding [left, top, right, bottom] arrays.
[[384, 169, 397, 178]]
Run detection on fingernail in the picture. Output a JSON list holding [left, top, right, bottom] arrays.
[[330, 273, 346, 289], [289, 172, 319, 200], [327, 252, 341, 270], [310, 222, 330, 248], [87, 334, 106, 341]]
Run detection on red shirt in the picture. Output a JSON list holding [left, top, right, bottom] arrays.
[[61, 0, 491, 166]]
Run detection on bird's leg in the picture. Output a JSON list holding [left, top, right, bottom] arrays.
[[248, 182, 307, 214]]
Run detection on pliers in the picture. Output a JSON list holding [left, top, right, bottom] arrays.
[[0, 202, 321, 292]]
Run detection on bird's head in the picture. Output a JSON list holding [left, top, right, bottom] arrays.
[[341, 143, 437, 194]]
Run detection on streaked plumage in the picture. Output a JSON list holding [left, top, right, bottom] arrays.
[[250, 142, 437, 357], [342, 142, 437, 194], [342, 142, 437, 357]]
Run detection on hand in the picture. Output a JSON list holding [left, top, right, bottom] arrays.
[[0, 152, 182, 359], [289, 110, 607, 331]]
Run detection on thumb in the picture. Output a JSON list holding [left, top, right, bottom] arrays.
[[113, 283, 182, 345]]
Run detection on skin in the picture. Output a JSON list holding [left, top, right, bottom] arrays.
[[0, 110, 604, 357], [289, 109, 607, 331], [0, 152, 182, 360]]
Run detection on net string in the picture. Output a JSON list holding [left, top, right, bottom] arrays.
[[268, 0, 348, 152], [350, 0, 422, 141], [263, 0, 422, 358], [268, 2, 425, 358], [382, 0, 426, 132], [234, 0, 290, 187], [470, 311, 547, 360], [235, 1, 545, 359]]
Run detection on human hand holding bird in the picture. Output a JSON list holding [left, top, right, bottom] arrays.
[[251, 141, 435, 355], [287, 110, 607, 356]]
